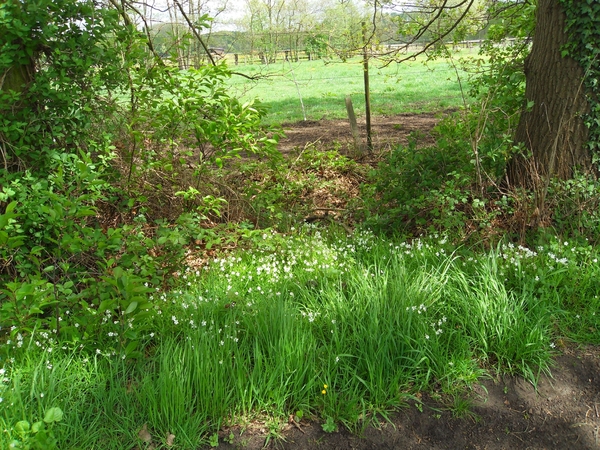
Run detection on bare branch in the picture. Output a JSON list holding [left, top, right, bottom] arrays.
[[378, 0, 476, 67], [107, 0, 165, 64], [172, 0, 216, 66]]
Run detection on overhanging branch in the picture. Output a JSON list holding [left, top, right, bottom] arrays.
[[172, 0, 216, 66], [378, 0, 476, 67]]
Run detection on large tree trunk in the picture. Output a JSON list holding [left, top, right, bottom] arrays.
[[1, 63, 33, 94], [508, 0, 590, 188], [1, 61, 35, 171]]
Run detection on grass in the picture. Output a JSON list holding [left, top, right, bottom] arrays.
[[226, 53, 474, 125], [2, 227, 599, 449]]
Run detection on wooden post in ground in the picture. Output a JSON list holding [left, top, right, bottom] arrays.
[[345, 96, 364, 156]]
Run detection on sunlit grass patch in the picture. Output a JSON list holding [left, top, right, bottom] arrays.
[[227, 56, 472, 124]]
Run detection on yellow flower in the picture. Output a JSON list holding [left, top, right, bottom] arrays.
[[323, 384, 328, 389], [321, 389, 327, 395]]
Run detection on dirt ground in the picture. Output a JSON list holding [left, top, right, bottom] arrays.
[[209, 115, 600, 449], [277, 113, 441, 155], [213, 345, 599, 450]]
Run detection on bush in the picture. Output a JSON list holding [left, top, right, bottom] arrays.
[[0, 148, 153, 356], [363, 117, 481, 237], [0, 0, 283, 355]]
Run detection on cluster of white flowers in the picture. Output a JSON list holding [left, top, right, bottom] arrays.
[[498, 243, 539, 270], [547, 252, 569, 266], [300, 310, 319, 323], [430, 316, 447, 336], [407, 304, 427, 314]]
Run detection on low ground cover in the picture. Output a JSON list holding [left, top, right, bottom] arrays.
[[2, 227, 598, 449]]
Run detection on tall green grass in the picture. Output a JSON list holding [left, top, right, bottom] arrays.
[[227, 55, 473, 124], [1, 228, 598, 448]]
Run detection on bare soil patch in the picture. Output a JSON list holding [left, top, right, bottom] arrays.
[[210, 346, 600, 450], [278, 113, 440, 155]]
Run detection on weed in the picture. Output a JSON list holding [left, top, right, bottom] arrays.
[[7, 407, 63, 450], [322, 416, 337, 433], [451, 396, 479, 422]]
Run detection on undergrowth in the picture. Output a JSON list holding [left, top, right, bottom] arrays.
[[1, 227, 598, 449]]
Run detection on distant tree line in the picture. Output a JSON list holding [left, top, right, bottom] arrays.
[[146, 0, 489, 67]]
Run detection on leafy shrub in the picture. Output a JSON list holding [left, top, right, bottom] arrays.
[[0, 0, 283, 355], [545, 174, 600, 243], [0, 0, 136, 169], [118, 63, 282, 222], [364, 120, 477, 235], [0, 138, 230, 357], [237, 146, 361, 229], [0, 149, 160, 356], [363, 4, 536, 241]]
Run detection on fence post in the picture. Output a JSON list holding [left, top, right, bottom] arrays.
[[345, 96, 364, 156]]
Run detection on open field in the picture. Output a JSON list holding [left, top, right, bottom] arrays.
[[226, 55, 473, 125]]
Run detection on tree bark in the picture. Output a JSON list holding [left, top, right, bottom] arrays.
[[1, 63, 33, 94], [508, 0, 590, 187]]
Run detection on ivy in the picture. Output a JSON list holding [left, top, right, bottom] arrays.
[[559, 0, 600, 155]]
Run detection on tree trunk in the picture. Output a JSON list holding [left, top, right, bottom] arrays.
[[1, 61, 34, 171], [508, 0, 590, 188], [1, 63, 33, 94]]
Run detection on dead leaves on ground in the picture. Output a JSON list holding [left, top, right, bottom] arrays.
[[137, 423, 175, 448]]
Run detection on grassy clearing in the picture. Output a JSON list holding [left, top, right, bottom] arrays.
[[2, 227, 598, 449], [227, 54, 473, 124]]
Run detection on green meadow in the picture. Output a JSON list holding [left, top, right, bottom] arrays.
[[226, 55, 473, 124]]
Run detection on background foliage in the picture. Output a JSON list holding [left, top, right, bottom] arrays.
[[0, 0, 277, 355]]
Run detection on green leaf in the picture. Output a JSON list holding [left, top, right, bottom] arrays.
[[43, 407, 64, 424], [15, 420, 31, 434], [5, 201, 17, 213], [124, 301, 138, 314], [31, 421, 44, 433], [124, 340, 138, 356], [15, 420, 31, 438], [75, 208, 96, 217], [98, 299, 116, 313]]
